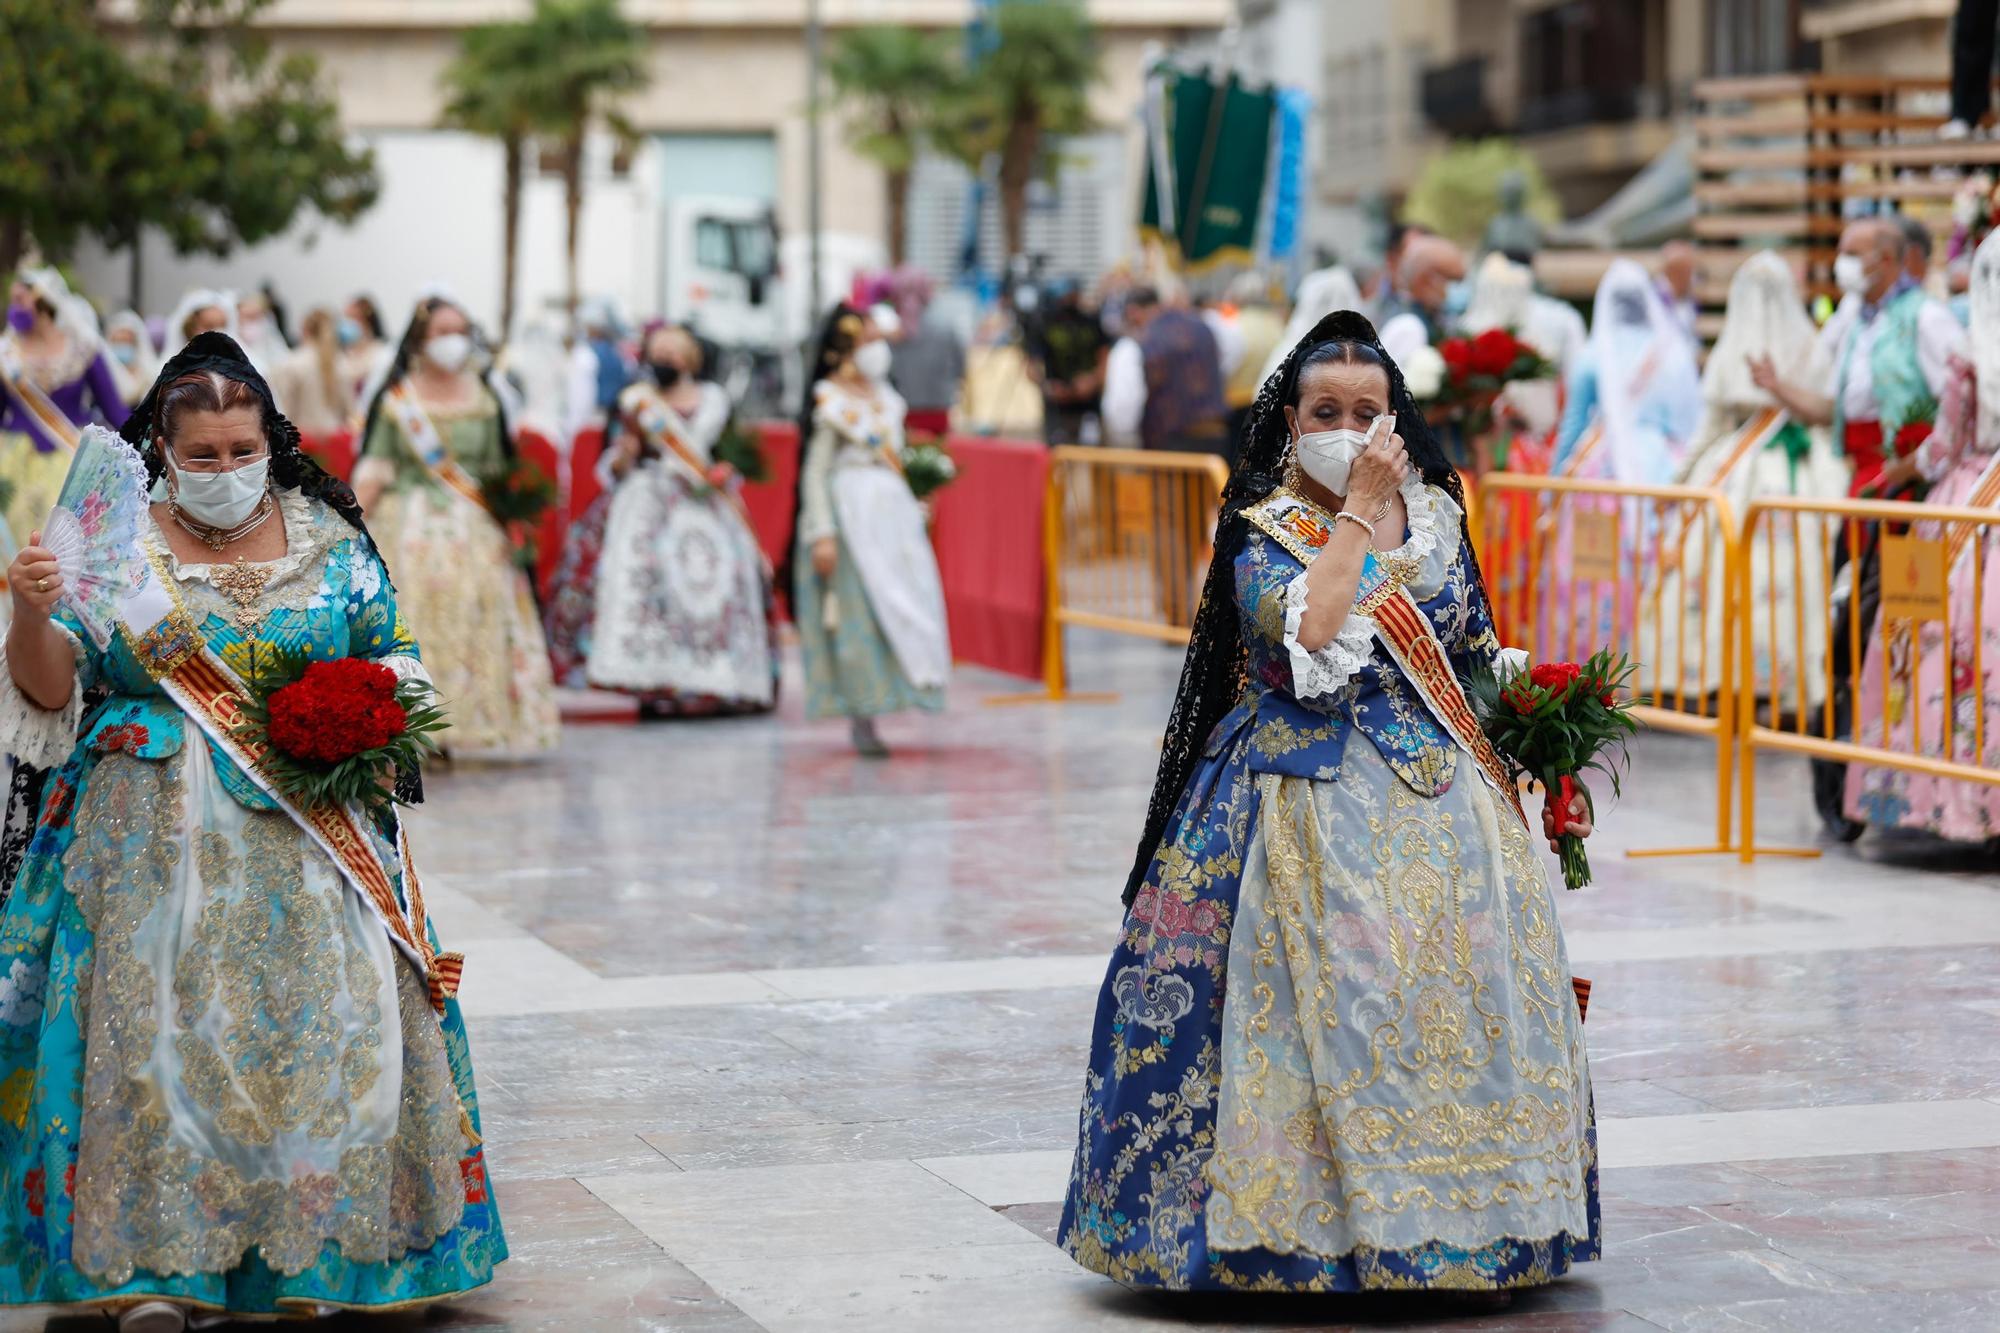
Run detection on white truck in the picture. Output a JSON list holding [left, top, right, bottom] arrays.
[[661, 195, 886, 413]]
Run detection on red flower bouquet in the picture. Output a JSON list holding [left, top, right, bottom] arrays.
[[237, 650, 448, 814], [1429, 327, 1555, 436], [1467, 648, 1641, 890]]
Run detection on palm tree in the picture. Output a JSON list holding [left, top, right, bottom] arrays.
[[826, 26, 957, 266], [440, 22, 543, 341], [937, 0, 1099, 263], [517, 0, 650, 317]]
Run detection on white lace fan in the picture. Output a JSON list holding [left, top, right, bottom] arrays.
[[43, 424, 154, 650]]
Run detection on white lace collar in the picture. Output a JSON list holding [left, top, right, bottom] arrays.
[[814, 378, 906, 449]]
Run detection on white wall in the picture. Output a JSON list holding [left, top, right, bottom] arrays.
[[69, 129, 670, 339]]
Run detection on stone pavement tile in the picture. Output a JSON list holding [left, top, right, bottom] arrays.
[[1752, 1230, 2000, 1294], [1618, 1287, 2000, 1332], [916, 1148, 1071, 1207], [481, 1129, 682, 1183], [641, 1108, 1074, 1172], [998, 1200, 1064, 1246], [1586, 1078, 1720, 1119], [1599, 1161, 1819, 1209], [1737, 1144, 2000, 1196], [579, 1159, 1036, 1267], [1599, 1098, 2000, 1169]]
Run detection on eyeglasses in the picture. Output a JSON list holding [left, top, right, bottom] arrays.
[[173, 450, 269, 475]]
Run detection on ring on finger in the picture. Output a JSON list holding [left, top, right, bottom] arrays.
[[35, 578, 47, 593]]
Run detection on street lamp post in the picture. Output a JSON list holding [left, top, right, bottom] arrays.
[[806, 0, 824, 326]]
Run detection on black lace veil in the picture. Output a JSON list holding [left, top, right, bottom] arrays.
[[120, 331, 379, 557], [783, 302, 868, 601], [1119, 310, 1482, 905], [123, 330, 422, 804]]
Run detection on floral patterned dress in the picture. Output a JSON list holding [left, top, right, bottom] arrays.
[[0, 493, 504, 1314], [1845, 354, 2000, 842], [1059, 478, 1600, 1292], [793, 381, 949, 721], [0, 330, 128, 550], [358, 393, 558, 757], [564, 381, 778, 713]]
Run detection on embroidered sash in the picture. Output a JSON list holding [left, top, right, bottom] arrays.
[[113, 551, 462, 1013], [1559, 421, 1604, 477], [0, 345, 80, 453], [1360, 581, 1531, 832], [1246, 488, 1525, 828], [385, 383, 491, 514]]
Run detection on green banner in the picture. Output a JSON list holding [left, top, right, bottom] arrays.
[[1142, 69, 1276, 270]]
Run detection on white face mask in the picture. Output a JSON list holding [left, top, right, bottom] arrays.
[[425, 332, 473, 373], [169, 455, 271, 529], [1833, 254, 1871, 296], [853, 339, 893, 383], [1294, 414, 1392, 496]]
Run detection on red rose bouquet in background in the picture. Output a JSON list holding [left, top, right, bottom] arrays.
[[1429, 327, 1555, 436], [1467, 648, 1641, 890], [237, 650, 448, 814]]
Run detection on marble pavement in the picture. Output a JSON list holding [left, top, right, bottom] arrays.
[[13, 633, 2000, 1332]]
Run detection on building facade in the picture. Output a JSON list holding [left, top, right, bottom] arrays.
[[75, 0, 1230, 337]]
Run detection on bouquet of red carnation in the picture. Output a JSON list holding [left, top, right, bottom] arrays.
[[1466, 648, 1641, 890], [1431, 328, 1556, 436], [237, 650, 448, 815]]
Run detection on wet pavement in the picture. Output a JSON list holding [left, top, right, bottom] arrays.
[[12, 632, 2000, 1331]]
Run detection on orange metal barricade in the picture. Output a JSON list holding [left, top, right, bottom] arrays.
[[1736, 494, 2000, 861], [1031, 446, 1232, 701], [1478, 473, 1744, 856]]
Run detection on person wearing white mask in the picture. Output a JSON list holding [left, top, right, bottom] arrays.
[[1057, 313, 1601, 1298], [0, 331, 507, 1330], [102, 309, 161, 403], [787, 302, 948, 756], [353, 293, 558, 759], [1750, 217, 1966, 499]]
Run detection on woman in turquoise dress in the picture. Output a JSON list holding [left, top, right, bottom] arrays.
[[1059, 313, 1600, 1297], [0, 333, 504, 1330], [788, 304, 949, 756]]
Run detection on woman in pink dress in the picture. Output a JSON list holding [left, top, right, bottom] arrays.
[[1844, 230, 2000, 844]]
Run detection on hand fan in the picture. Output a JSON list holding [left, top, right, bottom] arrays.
[[43, 424, 153, 650]]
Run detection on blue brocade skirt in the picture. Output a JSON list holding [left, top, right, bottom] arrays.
[[1058, 717, 1600, 1292]]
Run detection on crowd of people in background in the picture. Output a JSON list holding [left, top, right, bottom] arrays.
[[5, 197, 2000, 829]]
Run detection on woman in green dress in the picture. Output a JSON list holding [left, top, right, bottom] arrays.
[[353, 295, 557, 758], [787, 304, 949, 756]]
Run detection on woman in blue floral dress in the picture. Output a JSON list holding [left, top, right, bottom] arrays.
[[1059, 313, 1600, 1297], [0, 334, 503, 1331]]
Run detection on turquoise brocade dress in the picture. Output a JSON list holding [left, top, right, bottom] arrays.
[[0, 492, 504, 1315], [1059, 481, 1599, 1292]]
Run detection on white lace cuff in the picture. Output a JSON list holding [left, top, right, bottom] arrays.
[[381, 654, 433, 691], [0, 624, 86, 769], [1282, 570, 1375, 702]]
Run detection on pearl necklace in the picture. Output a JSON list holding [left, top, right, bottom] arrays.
[[170, 492, 277, 552]]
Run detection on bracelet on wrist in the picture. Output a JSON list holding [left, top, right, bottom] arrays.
[[1333, 510, 1376, 542]]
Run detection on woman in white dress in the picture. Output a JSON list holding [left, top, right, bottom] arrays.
[[1642, 252, 1848, 705], [789, 304, 949, 756], [572, 325, 777, 715]]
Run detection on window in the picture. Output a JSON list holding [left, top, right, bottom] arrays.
[[695, 218, 734, 271], [1707, 0, 1802, 76]]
